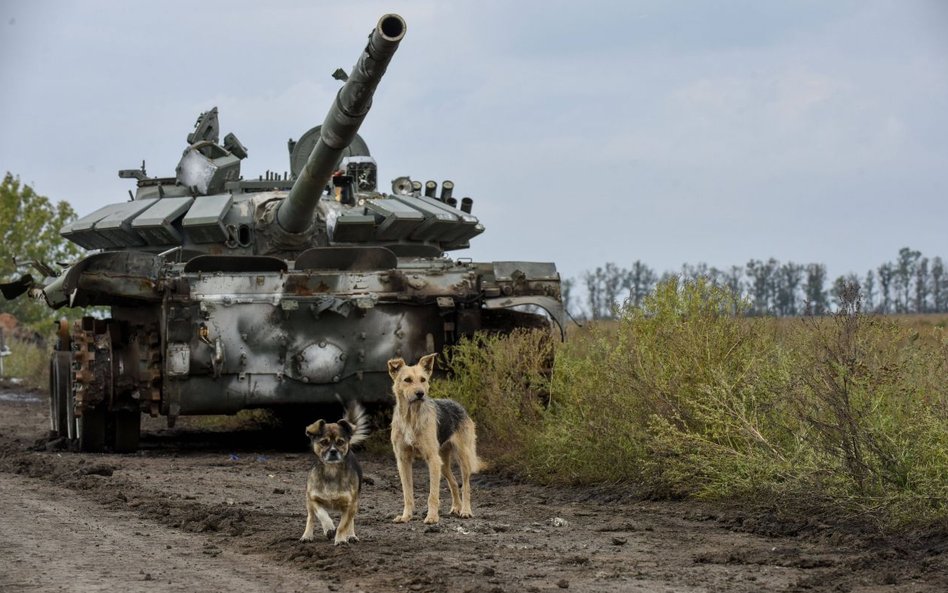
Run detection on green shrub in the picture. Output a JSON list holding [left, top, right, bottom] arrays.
[[437, 329, 554, 461], [786, 291, 948, 524], [525, 323, 651, 484], [440, 278, 948, 527], [533, 278, 796, 496]]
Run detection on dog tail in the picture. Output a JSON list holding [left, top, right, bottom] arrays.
[[464, 450, 487, 474], [463, 427, 487, 474], [342, 401, 371, 447]]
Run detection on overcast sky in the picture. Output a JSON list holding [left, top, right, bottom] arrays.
[[1, 0, 946, 284]]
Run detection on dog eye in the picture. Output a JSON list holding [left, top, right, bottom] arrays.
[[403, 377, 412, 383], [319, 438, 330, 446], [335, 439, 345, 447], [419, 377, 426, 383]]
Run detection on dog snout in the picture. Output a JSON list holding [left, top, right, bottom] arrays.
[[414, 390, 425, 400]]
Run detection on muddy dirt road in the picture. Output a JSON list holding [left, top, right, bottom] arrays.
[[0, 385, 944, 593]]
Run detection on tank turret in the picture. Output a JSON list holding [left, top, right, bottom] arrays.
[[277, 14, 405, 235], [1, 13, 565, 453]]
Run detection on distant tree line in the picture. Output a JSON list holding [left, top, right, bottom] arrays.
[[565, 247, 947, 319]]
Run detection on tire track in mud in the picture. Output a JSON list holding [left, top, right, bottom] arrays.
[[0, 473, 321, 593], [1, 391, 946, 593]]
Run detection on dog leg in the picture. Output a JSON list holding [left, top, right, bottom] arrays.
[[441, 448, 462, 516], [458, 445, 474, 519], [300, 497, 317, 541], [423, 452, 442, 524], [393, 447, 415, 522], [316, 504, 336, 540], [334, 501, 359, 545]]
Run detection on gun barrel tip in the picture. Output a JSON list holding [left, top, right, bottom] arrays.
[[378, 14, 406, 41]]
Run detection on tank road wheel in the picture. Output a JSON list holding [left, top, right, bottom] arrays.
[[67, 384, 106, 453], [70, 317, 113, 453], [66, 386, 77, 442], [77, 403, 107, 453], [48, 352, 70, 437], [111, 410, 141, 453], [66, 388, 107, 451], [49, 320, 72, 438]]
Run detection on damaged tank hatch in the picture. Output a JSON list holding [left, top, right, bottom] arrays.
[[1, 13, 564, 452]]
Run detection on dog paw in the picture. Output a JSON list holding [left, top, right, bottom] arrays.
[[423, 514, 440, 524], [323, 528, 336, 541], [458, 510, 473, 519], [449, 506, 462, 516], [334, 534, 359, 546], [393, 514, 412, 523], [299, 533, 316, 542]]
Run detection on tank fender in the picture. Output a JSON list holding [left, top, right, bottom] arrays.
[[482, 295, 566, 339], [41, 251, 163, 308]]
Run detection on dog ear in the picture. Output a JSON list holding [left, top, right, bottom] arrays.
[[387, 358, 405, 379], [337, 419, 353, 439], [419, 352, 437, 375], [305, 419, 325, 438]]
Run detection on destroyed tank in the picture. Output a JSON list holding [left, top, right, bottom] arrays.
[[1, 14, 564, 452]]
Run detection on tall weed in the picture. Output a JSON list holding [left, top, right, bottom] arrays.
[[437, 329, 554, 460], [0, 336, 48, 391], [541, 278, 794, 496], [787, 287, 948, 524], [443, 278, 948, 526]]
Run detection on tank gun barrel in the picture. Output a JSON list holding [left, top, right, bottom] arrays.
[[277, 14, 406, 234]]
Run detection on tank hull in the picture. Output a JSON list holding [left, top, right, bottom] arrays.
[[48, 255, 561, 450]]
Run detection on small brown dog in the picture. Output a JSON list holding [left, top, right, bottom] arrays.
[[388, 353, 482, 524], [299, 403, 369, 545]]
